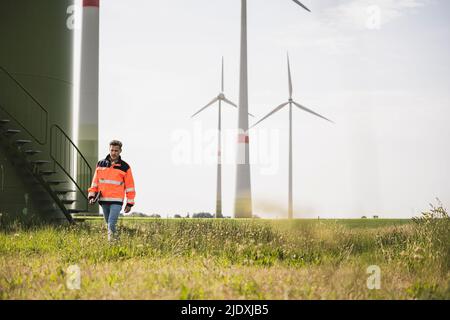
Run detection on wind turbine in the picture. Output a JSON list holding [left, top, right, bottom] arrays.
[[234, 0, 311, 218], [250, 54, 334, 220], [191, 57, 254, 218]]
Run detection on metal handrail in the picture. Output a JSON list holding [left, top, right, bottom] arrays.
[[0, 66, 48, 145], [50, 124, 92, 211]]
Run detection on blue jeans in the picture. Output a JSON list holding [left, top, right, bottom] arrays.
[[101, 203, 122, 240]]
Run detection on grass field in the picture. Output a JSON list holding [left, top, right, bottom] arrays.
[[0, 206, 448, 300]]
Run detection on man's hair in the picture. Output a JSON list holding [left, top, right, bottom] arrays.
[[109, 140, 123, 149]]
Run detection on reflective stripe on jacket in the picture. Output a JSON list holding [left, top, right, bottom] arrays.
[[88, 155, 136, 207]]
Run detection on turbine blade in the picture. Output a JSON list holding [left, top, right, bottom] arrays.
[[287, 53, 293, 99], [291, 0, 311, 12], [222, 97, 237, 108], [191, 97, 219, 118], [292, 101, 334, 123], [222, 98, 255, 117], [250, 102, 289, 129], [221, 56, 224, 92]]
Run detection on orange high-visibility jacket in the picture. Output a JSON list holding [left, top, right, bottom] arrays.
[[88, 155, 136, 207]]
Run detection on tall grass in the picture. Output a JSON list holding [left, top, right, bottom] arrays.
[[0, 205, 448, 299]]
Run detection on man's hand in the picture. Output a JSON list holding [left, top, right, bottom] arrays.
[[89, 198, 95, 205], [124, 205, 131, 214]]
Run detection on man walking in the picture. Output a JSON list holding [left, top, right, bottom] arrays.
[[88, 140, 136, 241]]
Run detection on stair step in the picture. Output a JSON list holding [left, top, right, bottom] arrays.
[[32, 160, 51, 165], [46, 180, 68, 185], [24, 150, 42, 156], [54, 190, 77, 195], [16, 140, 32, 145], [4, 129, 20, 135], [0, 119, 10, 125], [39, 170, 57, 176], [68, 209, 84, 214], [62, 199, 77, 205]]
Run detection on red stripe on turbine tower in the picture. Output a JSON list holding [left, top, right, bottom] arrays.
[[238, 134, 249, 144], [83, 0, 99, 7]]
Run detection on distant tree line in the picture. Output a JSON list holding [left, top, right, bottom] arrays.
[[126, 212, 227, 219], [77, 211, 233, 219]]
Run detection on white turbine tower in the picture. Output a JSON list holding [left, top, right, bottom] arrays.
[[78, 0, 100, 212], [251, 54, 334, 220], [234, 0, 311, 218], [191, 58, 253, 218]]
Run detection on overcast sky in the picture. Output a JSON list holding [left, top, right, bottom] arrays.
[[94, 0, 450, 218]]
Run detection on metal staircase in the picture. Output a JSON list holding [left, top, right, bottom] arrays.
[[0, 66, 92, 223]]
